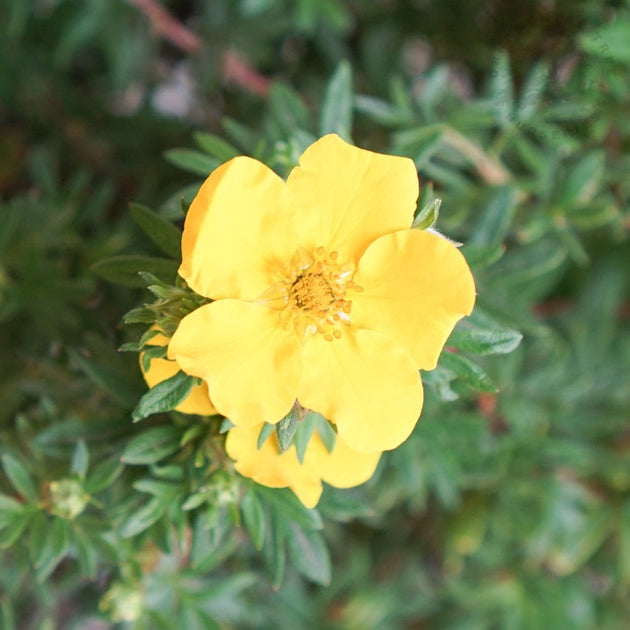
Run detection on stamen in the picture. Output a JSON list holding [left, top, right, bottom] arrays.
[[278, 246, 359, 343]]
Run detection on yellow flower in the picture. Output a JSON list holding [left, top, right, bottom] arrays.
[[225, 423, 381, 509], [168, 134, 475, 453], [140, 329, 217, 415]]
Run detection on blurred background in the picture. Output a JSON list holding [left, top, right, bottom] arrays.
[[0, 0, 629, 628]]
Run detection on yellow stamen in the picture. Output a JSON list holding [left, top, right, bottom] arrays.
[[273, 246, 358, 343]]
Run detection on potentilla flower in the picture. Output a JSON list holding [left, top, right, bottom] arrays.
[[226, 424, 381, 508], [168, 134, 476, 453]]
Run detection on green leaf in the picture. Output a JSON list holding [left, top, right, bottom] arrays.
[[558, 152, 604, 206], [449, 327, 522, 355], [422, 367, 459, 402], [264, 511, 286, 590], [121, 426, 182, 465], [122, 306, 156, 325], [1, 453, 38, 502], [469, 186, 517, 247], [0, 594, 16, 630], [119, 497, 165, 538], [129, 203, 182, 259], [70, 440, 89, 479], [286, 523, 331, 585], [460, 244, 505, 271], [579, 18, 630, 63], [0, 493, 24, 521], [91, 255, 178, 288], [35, 517, 70, 581], [269, 83, 312, 134], [438, 352, 497, 392], [132, 371, 197, 422], [193, 132, 240, 162], [257, 487, 323, 530], [84, 457, 123, 494], [490, 50, 514, 125], [241, 487, 265, 550], [354, 94, 412, 126], [516, 61, 548, 120], [319, 60, 353, 140], [68, 348, 140, 408], [412, 197, 441, 230], [276, 407, 300, 452], [393, 125, 442, 166], [163, 149, 220, 176], [0, 509, 34, 548], [28, 511, 49, 566]]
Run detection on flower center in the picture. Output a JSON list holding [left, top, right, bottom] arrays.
[[291, 273, 335, 311], [258, 246, 362, 342]]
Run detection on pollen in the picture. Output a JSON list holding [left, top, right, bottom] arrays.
[[291, 274, 335, 311], [279, 246, 361, 342]]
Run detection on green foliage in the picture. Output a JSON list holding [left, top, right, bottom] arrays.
[[1, 0, 629, 627]]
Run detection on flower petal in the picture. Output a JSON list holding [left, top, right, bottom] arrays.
[[297, 327, 423, 453], [286, 134, 419, 265], [168, 300, 301, 427], [225, 424, 381, 508], [352, 229, 476, 370], [309, 434, 381, 489], [225, 425, 323, 508], [140, 331, 216, 415], [179, 157, 295, 300]]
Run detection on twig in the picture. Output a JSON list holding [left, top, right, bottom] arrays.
[[128, 0, 271, 96], [127, 0, 202, 54], [221, 50, 271, 97], [441, 126, 512, 185]]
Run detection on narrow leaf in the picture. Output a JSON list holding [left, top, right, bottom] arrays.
[[439, 352, 497, 392], [70, 440, 89, 479], [241, 487, 265, 550], [132, 371, 196, 422], [121, 426, 181, 466], [91, 255, 178, 288], [163, 149, 220, 176], [449, 327, 523, 355], [320, 60, 353, 140], [130, 203, 182, 259], [193, 132, 240, 162], [1, 454, 38, 502], [286, 523, 331, 585]]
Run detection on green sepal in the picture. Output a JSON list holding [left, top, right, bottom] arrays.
[[257, 423, 276, 450], [412, 197, 441, 230], [276, 407, 300, 452]]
